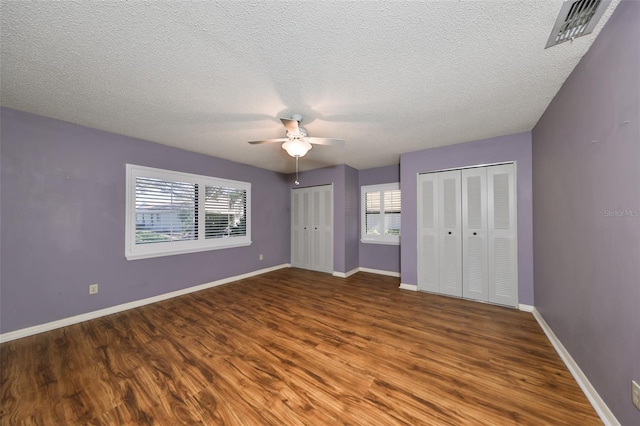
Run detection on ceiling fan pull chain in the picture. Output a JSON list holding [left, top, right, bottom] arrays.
[[295, 156, 300, 186]]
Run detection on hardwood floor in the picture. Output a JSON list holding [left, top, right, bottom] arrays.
[[1, 269, 600, 425]]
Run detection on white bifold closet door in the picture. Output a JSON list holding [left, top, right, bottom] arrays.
[[487, 164, 517, 306], [438, 170, 462, 297], [462, 167, 489, 302], [418, 164, 517, 307], [417, 170, 462, 297], [291, 189, 311, 270], [417, 173, 439, 293], [291, 185, 333, 274]]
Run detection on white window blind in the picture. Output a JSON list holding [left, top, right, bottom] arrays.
[[383, 189, 401, 236], [361, 183, 401, 245], [135, 177, 198, 244], [126, 164, 251, 260], [365, 191, 381, 236], [205, 186, 247, 239]]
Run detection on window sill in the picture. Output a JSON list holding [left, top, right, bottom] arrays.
[[360, 239, 400, 246], [126, 240, 252, 260]]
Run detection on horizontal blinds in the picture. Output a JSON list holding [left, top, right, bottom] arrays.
[[135, 177, 198, 244], [205, 186, 247, 239], [384, 189, 401, 235], [365, 189, 402, 237], [127, 164, 252, 260], [365, 191, 381, 235], [384, 190, 401, 213]]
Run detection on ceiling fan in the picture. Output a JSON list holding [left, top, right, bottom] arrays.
[[248, 114, 345, 185]]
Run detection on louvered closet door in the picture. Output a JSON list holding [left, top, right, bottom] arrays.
[[310, 185, 333, 274], [487, 164, 518, 307], [291, 188, 312, 270], [291, 185, 333, 274], [462, 167, 488, 301], [417, 173, 439, 292], [438, 170, 462, 297], [291, 190, 302, 267]]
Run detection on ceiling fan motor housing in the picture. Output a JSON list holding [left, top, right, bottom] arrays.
[[288, 127, 307, 138]]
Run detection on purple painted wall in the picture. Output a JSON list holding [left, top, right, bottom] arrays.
[[0, 108, 291, 334], [359, 165, 401, 273], [532, 1, 640, 423], [344, 165, 360, 273], [400, 132, 534, 305]]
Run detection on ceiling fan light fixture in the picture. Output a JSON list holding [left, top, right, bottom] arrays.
[[282, 139, 312, 157]]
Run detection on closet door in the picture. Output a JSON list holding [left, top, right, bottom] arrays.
[[291, 190, 302, 266], [291, 185, 333, 274], [310, 185, 333, 273], [487, 164, 518, 307], [417, 173, 439, 292], [462, 167, 488, 301], [417, 164, 518, 307], [438, 170, 462, 297], [291, 188, 311, 270]]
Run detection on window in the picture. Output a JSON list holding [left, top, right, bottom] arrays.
[[361, 183, 401, 245], [126, 164, 250, 260]]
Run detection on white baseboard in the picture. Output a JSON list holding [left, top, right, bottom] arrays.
[[332, 267, 360, 278], [518, 304, 534, 312], [0, 263, 291, 344], [333, 267, 401, 279], [399, 283, 418, 291], [358, 267, 400, 277], [532, 308, 620, 426]]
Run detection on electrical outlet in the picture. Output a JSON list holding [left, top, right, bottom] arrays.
[[633, 380, 640, 411], [259, 254, 263, 261], [89, 284, 99, 295]]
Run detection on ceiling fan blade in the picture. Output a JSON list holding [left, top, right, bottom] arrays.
[[307, 137, 346, 146], [280, 118, 300, 133], [248, 138, 288, 144]]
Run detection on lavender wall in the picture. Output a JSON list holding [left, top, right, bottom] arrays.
[[532, 1, 640, 423], [0, 108, 291, 334], [344, 165, 360, 273], [359, 165, 401, 273], [400, 132, 534, 305]]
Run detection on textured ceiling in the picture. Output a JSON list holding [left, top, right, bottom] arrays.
[[1, 1, 620, 173]]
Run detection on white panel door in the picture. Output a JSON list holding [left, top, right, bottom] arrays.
[[310, 185, 333, 273], [462, 167, 488, 302], [417, 173, 439, 292], [302, 189, 312, 269], [438, 170, 462, 297], [487, 164, 518, 307], [291, 190, 303, 267], [291, 189, 311, 270]]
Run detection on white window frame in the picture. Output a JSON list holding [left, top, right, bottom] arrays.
[[361, 182, 401, 245], [125, 164, 251, 260]]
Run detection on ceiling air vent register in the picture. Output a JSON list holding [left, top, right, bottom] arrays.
[[546, 0, 611, 48]]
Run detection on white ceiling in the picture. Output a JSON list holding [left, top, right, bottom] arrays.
[[1, 1, 620, 173]]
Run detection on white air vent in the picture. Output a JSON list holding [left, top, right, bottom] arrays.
[[545, 0, 611, 48]]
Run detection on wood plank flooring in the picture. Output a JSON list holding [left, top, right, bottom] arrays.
[[1, 269, 601, 425]]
